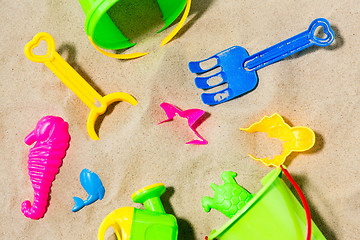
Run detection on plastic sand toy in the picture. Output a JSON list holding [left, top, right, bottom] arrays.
[[202, 171, 253, 218], [78, 0, 191, 59], [24, 32, 138, 140], [98, 183, 178, 240], [22, 116, 70, 220], [189, 18, 334, 105], [202, 169, 326, 240], [72, 169, 105, 212], [241, 113, 315, 167], [202, 114, 322, 240], [158, 102, 207, 145]]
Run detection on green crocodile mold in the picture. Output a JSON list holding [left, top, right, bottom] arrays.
[[202, 171, 253, 218]]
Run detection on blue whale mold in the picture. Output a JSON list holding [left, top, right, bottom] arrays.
[[72, 168, 105, 212]]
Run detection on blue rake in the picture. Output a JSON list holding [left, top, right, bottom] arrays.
[[189, 18, 335, 105]]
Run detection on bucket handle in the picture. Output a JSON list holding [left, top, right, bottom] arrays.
[[89, 37, 150, 59], [160, 0, 191, 46], [280, 165, 312, 240]]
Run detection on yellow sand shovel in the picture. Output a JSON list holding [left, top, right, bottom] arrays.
[[25, 32, 137, 140]]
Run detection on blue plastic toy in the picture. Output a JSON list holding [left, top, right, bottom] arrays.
[[188, 18, 335, 105], [72, 169, 105, 212]]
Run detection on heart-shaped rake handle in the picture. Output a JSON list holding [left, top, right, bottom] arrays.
[[308, 18, 335, 47], [243, 18, 335, 72]]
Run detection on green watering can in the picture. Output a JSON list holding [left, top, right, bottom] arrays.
[[98, 183, 178, 240], [202, 169, 326, 240]]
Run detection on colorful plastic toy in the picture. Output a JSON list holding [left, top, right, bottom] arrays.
[[24, 32, 138, 140], [203, 169, 326, 240], [189, 18, 335, 105], [78, 0, 191, 59], [98, 183, 178, 240], [241, 113, 315, 167], [158, 102, 207, 145], [202, 114, 321, 239], [72, 169, 105, 212], [22, 116, 70, 220], [202, 171, 253, 218]]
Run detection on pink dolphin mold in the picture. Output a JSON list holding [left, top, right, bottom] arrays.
[[21, 116, 70, 220], [158, 102, 208, 145]]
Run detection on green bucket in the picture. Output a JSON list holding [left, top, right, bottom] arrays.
[[78, 0, 187, 50], [208, 168, 326, 240]]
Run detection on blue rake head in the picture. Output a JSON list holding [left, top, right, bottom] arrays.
[[189, 46, 258, 105]]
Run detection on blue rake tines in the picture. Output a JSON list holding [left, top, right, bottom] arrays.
[[189, 18, 335, 105]]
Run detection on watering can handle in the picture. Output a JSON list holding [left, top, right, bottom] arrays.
[[243, 18, 334, 72]]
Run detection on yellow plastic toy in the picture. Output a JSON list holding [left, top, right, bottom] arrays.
[[24, 32, 138, 140], [240, 113, 315, 167]]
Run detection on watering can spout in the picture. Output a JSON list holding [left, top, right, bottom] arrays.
[[98, 184, 178, 240], [132, 183, 166, 214]]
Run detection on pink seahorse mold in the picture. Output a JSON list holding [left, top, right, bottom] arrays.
[[21, 116, 70, 220]]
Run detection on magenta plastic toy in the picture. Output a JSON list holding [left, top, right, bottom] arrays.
[[21, 116, 70, 220], [158, 102, 207, 145]]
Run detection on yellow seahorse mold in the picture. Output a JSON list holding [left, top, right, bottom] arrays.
[[241, 113, 315, 167]]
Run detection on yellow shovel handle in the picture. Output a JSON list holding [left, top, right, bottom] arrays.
[[24, 32, 105, 111], [25, 32, 138, 140]]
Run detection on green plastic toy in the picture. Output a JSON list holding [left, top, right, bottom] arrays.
[[202, 169, 326, 240], [202, 171, 253, 218], [77, 0, 190, 59], [98, 183, 177, 240]]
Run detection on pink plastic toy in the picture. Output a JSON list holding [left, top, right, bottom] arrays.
[[21, 116, 70, 220], [158, 102, 207, 145]]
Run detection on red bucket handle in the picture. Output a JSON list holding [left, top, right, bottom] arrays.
[[280, 165, 312, 240]]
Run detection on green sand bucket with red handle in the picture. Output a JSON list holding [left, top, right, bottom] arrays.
[[204, 168, 326, 240]]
